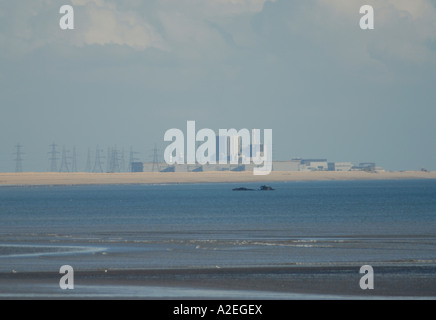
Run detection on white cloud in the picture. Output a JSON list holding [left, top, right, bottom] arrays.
[[152, 0, 276, 61], [204, 0, 275, 14], [157, 11, 230, 60], [316, 0, 436, 64], [3, 0, 435, 68], [71, 0, 167, 50], [0, 1, 54, 58], [158, 0, 274, 16], [0, 0, 275, 58], [0, 0, 168, 57]]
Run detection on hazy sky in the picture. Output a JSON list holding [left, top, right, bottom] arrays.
[[1, 0, 435, 172]]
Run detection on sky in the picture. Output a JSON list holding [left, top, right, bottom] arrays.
[[0, 0, 435, 172]]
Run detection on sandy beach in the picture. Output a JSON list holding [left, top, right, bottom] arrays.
[[0, 171, 435, 186]]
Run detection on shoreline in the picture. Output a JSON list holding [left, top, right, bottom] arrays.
[[1, 265, 436, 299], [0, 171, 435, 187]]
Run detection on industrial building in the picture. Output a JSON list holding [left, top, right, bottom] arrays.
[[351, 162, 384, 172], [131, 159, 382, 173], [272, 160, 301, 171], [131, 162, 144, 173], [299, 159, 329, 171], [134, 160, 297, 173], [328, 162, 354, 171]]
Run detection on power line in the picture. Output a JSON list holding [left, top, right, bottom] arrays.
[[93, 145, 104, 173], [59, 146, 70, 172], [85, 148, 92, 172], [48, 143, 59, 172], [106, 147, 111, 173], [128, 147, 140, 172], [108, 146, 121, 173], [71, 147, 78, 173], [14, 144, 24, 173], [120, 147, 125, 172], [152, 144, 160, 172]]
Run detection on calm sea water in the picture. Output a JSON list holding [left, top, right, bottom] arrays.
[[0, 180, 436, 272]]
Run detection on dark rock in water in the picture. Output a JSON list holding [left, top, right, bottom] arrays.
[[232, 186, 275, 191], [259, 185, 274, 191]]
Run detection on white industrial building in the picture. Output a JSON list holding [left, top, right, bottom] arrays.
[[132, 159, 382, 173], [329, 162, 354, 171], [136, 161, 299, 173], [299, 159, 329, 171]]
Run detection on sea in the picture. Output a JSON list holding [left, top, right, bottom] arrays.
[[0, 179, 436, 299]]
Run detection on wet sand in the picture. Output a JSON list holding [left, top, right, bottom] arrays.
[[1, 266, 436, 299], [0, 171, 435, 186]]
